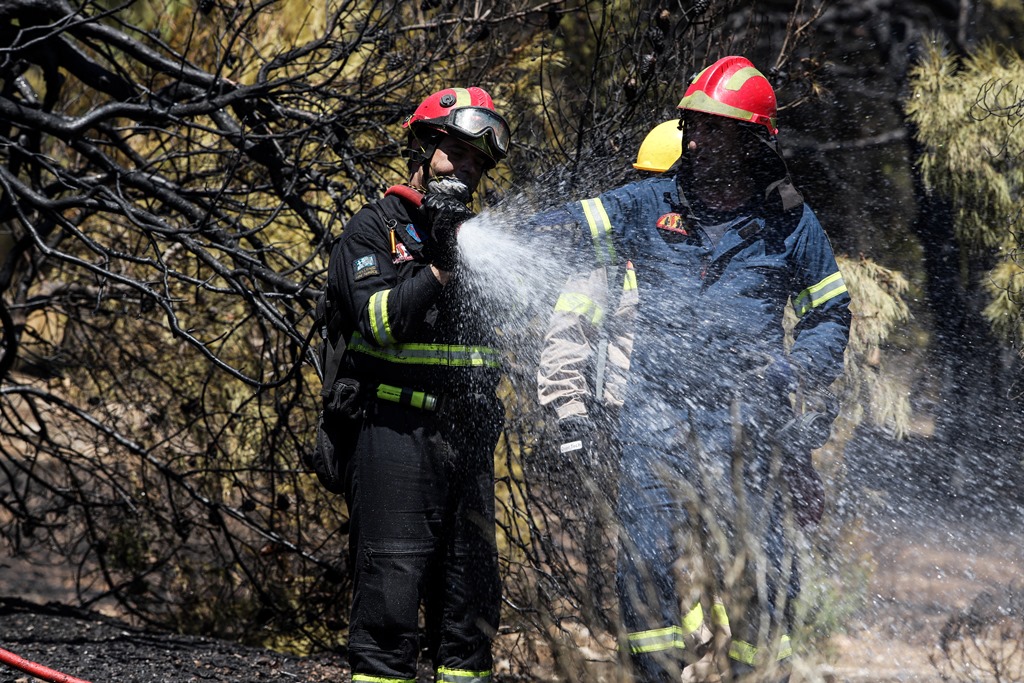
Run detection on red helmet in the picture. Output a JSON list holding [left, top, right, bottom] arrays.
[[677, 56, 778, 135], [403, 86, 510, 165]]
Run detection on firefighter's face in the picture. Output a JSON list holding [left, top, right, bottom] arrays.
[[684, 112, 760, 208], [429, 136, 490, 193]]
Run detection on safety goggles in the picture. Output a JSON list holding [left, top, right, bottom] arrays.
[[425, 106, 511, 161]]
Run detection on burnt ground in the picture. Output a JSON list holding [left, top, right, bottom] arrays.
[[0, 598, 351, 683], [2, 437, 1023, 683]]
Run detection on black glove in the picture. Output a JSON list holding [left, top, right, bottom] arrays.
[[773, 387, 838, 528], [776, 387, 839, 452], [422, 191, 474, 272], [556, 414, 597, 460]]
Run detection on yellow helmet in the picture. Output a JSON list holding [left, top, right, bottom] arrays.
[[632, 119, 683, 172]]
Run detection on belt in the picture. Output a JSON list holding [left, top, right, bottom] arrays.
[[375, 383, 440, 411]]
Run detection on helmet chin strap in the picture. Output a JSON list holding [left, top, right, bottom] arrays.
[[406, 130, 441, 188], [410, 143, 438, 188]]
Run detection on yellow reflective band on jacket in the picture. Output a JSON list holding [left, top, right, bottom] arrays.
[[349, 332, 501, 368], [793, 270, 848, 318], [368, 289, 395, 346], [627, 625, 686, 654], [352, 675, 415, 683], [728, 634, 792, 665], [554, 291, 604, 325], [623, 262, 637, 292], [436, 666, 492, 683], [580, 197, 617, 266], [376, 384, 439, 411]]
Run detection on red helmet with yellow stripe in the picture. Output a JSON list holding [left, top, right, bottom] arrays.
[[403, 86, 510, 166], [677, 56, 778, 136]]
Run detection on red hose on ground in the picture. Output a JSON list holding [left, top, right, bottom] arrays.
[[0, 645, 93, 683]]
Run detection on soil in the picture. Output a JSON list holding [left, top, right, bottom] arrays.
[[2, 469, 1022, 683], [0, 598, 350, 682]]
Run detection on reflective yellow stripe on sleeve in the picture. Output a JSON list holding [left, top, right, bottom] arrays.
[[580, 197, 617, 266], [625, 604, 704, 656], [623, 261, 637, 291], [793, 270, 848, 318], [368, 289, 394, 345], [554, 291, 604, 325]]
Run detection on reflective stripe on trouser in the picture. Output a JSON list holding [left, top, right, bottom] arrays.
[[437, 666, 492, 682], [627, 603, 706, 655], [346, 400, 500, 681], [708, 602, 793, 665], [353, 676, 415, 683], [728, 635, 793, 665]]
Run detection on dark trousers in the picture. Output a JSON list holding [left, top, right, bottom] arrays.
[[343, 399, 501, 680], [616, 406, 799, 682]]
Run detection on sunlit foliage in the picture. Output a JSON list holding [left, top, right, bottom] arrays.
[[907, 40, 1024, 349]]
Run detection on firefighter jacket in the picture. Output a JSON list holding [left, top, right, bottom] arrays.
[[325, 188, 503, 406], [537, 175, 677, 420], [536, 175, 851, 431], [535, 169, 850, 677]]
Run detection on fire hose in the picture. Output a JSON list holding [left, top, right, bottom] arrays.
[[0, 645, 93, 683]]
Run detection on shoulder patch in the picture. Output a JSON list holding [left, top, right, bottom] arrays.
[[656, 212, 688, 236], [405, 223, 423, 243], [352, 254, 380, 281]]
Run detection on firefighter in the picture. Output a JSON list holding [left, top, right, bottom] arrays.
[[321, 86, 511, 683], [633, 119, 686, 173], [537, 117, 684, 442], [537, 56, 850, 682], [535, 114, 696, 677]]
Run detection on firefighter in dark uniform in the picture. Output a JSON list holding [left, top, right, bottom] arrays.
[[322, 86, 511, 683], [538, 57, 851, 682]]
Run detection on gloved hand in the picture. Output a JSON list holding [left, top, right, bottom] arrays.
[[776, 387, 840, 451], [780, 451, 825, 528], [422, 189, 474, 272], [761, 354, 797, 406], [773, 387, 838, 528], [556, 414, 597, 461]]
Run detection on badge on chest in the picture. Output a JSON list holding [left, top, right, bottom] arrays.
[[656, 212, 687, 236]]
